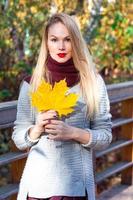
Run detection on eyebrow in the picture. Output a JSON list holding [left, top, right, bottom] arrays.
[[50, 35, 70, 38]]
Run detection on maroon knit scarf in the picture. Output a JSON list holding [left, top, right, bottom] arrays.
[[46, 55, 80, 87]]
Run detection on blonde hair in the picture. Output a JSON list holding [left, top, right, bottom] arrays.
[[30, 13, 100, 118]]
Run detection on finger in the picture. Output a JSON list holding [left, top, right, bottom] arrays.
[[48, 134, 59, 140], [51, 111, 59, 117], [40, 113, 57, 121], [50, 119, 62, 125], [41, 120, 50, 126], [36, 120, 49, 127], [45, 124, 58, 129], [45, 128, 57, 135]]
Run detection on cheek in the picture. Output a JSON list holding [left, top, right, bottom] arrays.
[[47, 41, 55, 53], [67, 43, 72, 52]]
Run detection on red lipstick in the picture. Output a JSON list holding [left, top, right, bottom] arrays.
[[57, 53, 66, 58]]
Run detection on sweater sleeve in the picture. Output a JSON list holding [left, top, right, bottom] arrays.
[[81, 75, 112, 150], [12, 81, 38, 150]]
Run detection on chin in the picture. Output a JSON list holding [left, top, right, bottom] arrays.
[[56, 56, 71, 63], [58, 58, 68, 63]]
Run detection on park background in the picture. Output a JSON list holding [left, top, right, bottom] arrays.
[[0, 0, 132, 102], [0, 0, 133, 198]]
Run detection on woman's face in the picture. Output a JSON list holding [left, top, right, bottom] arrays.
[[47, 22, 72, 63]]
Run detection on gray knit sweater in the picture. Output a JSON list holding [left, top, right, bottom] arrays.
[[12, 75, 112, 200]]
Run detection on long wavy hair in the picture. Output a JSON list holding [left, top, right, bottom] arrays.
[[30, 13, 100, 118]]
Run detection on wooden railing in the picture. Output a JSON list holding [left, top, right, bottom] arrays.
[[0, 81, 133, 200], [95, 82, 133, 186]]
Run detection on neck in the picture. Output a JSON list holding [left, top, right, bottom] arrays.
[[46, 55, 80, 87]]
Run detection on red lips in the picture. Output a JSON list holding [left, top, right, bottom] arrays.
[[57, 53, 66, 58]]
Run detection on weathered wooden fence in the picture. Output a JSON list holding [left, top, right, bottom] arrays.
[[0, 81, 133, 200]]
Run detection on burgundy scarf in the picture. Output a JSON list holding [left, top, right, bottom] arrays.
[[46, 55, 80, 87]]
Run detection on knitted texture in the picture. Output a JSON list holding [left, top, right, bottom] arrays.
[[12, 75, 112, 200]]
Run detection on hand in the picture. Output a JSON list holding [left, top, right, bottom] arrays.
[[45, 119, 75, 141], [29, 110, 57, 140]]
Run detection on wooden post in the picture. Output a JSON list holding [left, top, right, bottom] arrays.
[[121, 99, 133, 185]]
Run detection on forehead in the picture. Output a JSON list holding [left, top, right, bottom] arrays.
[[48, 22, 69, 37]]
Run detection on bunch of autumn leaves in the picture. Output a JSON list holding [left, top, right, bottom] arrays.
[[30, 79, 79, 118]]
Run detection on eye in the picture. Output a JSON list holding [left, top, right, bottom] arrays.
[[65, 38, 71, 42], [51, 38, 57, 42]]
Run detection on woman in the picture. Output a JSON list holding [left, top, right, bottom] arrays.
[[12, 13, 112, 200]]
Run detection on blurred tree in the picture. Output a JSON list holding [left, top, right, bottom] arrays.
[[90, 0, 133, 82], [0, 0, 132, 101], [0, 0, 51, 101], [83, 0, 103, 43], [54, 0, 133, 82]]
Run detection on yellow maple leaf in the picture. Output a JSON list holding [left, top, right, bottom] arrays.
[[30, 79, 79, 117]]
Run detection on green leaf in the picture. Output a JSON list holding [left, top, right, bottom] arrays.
[[125, 26, 133, 36], [0, 89, 12, 100]]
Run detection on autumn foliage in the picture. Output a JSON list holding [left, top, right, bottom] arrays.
[[0, 0, 132, 102]]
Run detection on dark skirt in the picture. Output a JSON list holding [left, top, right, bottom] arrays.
[[27, 188, 88, 200], [27, 195, 87, 200]]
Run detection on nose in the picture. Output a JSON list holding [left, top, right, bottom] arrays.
[[58, 40, 65, 50]]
